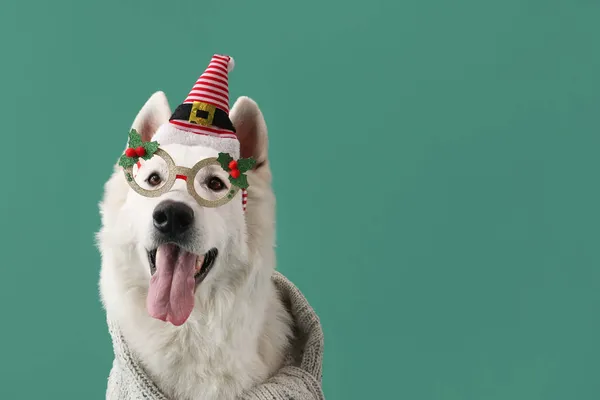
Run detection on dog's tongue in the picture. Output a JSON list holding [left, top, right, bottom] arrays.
[[147, 243, 197, 326]]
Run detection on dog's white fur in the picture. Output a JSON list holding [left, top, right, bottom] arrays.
[[97, 92, 292, 400]]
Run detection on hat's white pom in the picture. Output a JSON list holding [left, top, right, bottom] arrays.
[[227, 56, 235, 72]]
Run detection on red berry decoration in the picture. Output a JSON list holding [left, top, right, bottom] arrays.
[[215, 153, 256, 190], [118, 130, 160, 170]]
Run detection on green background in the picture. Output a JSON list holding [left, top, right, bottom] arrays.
[[0, 0, 599, 399]]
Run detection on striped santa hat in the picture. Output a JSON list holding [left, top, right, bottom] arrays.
[[152, 54, 240, 159]]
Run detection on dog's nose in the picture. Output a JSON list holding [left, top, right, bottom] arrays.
[[152, 201, 194, 236]]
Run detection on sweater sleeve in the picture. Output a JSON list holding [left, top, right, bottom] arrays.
[[241, 366, 325, 400]]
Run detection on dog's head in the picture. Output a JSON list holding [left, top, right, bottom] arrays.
[[98, 92, 274, 326]]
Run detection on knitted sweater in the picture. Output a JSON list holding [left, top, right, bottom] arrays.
[[106, 271, 325, 400]]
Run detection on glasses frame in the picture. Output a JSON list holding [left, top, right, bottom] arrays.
[[122, 148, 241, 208]]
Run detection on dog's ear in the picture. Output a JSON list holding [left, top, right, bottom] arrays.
[[130, 91, 172, 142], [230, 96, 268, 167]]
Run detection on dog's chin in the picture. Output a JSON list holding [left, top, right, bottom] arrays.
[[144, 244, 218, 326]]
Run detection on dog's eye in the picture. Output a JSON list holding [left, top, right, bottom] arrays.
[[147, 173, 162, 187], [207, 177, 226, 191]]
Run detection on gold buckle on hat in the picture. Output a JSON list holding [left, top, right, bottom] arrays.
[[189, 101, 216, 126]]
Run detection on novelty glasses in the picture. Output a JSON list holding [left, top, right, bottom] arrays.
[[119, 131, 255, 208]]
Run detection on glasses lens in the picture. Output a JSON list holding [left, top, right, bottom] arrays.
[[127, 152, 173, 196], [190, 161, 239, 205]]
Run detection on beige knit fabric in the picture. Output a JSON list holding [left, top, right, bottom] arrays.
[[106, 271, 325, 400]]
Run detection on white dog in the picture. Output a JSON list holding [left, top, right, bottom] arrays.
[[97, 90, 297, 400]]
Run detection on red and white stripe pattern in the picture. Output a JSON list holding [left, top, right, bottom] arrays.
[[169, 54, 237, 139], [242, 189, 248, 212]]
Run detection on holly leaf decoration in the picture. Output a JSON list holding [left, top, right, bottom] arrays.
[[217, 153, 235, 171], [237, 157, 256, 173], [229, 173, 249, 189], [119, 129, 160, 168], [142, 140, 159, 160], [128, 129, 143, 149], [118, 154, 136, 169]]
